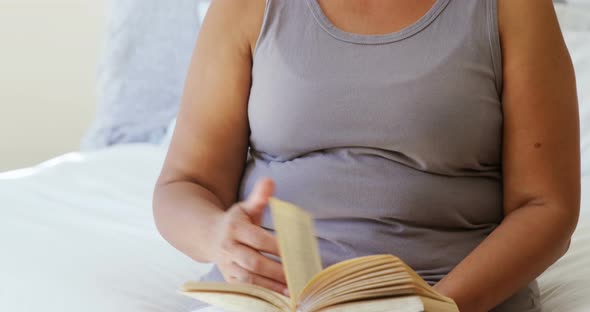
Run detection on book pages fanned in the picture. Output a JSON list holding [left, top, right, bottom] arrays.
[[269, 197, 323, 306]]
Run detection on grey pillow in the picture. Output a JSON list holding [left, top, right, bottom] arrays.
[[81, 0, 206, 150]]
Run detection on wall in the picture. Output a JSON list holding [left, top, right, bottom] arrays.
[[0, 0, 105, 171]]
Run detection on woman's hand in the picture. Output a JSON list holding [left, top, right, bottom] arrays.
[[152, 0, 280, 293], [210, 178, 288, 295]]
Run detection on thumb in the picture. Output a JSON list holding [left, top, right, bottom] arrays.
[[241, 177, 275, 224]]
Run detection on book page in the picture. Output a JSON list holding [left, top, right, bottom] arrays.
[[181, 282, 290, 310], [300, 255, 396, 300], [180, 291, 281, 312], [421, 296, 460, 312], [269, 197, 323, 306], [318, 296, 424, 312]]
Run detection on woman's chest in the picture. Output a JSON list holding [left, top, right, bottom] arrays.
[[248, 32, 503, 174]]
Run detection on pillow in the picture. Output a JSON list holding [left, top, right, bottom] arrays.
[[81, 0, 208, 150], [565, 31, 590, 176], [556, 3, 590, 176], [555, 3, 590, 32]]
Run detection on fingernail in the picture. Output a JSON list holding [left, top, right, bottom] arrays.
[[283, 288, 290, 297]]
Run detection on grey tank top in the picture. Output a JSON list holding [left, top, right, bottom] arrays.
[[198, 0, 540, 310]]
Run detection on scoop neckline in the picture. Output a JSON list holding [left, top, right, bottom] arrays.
[[306, 0, 451, 45]]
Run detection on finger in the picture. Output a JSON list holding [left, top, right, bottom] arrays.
[[232, 243, 287, 284], [227, 262, 288, 295], [235, 222, 281, 257], [241, 178, 275, 219]]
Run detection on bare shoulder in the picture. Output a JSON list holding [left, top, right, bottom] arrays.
[[496, 0, 569, 60], [205, 0, 267, 56], [496, 0, 558, 27]]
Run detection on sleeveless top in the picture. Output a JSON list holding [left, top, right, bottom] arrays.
[[197, 0, 541, 310]]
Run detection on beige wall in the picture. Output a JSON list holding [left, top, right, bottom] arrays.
[[0, 0, 105, 171]]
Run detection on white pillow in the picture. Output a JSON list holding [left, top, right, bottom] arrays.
[[556, 3, 590, 32], [556, 4, 590, 176], [81, 0, 206, 150], [561, 31, 590, 176]]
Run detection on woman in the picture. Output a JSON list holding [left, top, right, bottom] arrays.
[[153, 0, 581, 311]]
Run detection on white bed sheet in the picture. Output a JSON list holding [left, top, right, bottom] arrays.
[[1, 144, 589, 312], [538, 191, 590, 311], [0, 145, 213, 312]]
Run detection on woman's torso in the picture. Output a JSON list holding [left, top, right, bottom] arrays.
[[245, 0, 502, 282], [197, 0, 541, 310]]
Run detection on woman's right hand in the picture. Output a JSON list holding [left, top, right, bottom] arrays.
[[210, 178, 289, 296]]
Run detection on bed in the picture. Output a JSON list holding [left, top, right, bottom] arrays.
[[0, 143, 587, 312], [1, 2, 589, 312], [0, 145, 208, 311]]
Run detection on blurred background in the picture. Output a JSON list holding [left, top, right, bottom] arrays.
[[0, 0, 105, 171]]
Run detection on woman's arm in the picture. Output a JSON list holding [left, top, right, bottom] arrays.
[[152, 0, 287, 293], [434, 1, 580, 311], [154, 0, 256, 262]]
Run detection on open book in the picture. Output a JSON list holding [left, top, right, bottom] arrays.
[[180, 197, 459, 312]]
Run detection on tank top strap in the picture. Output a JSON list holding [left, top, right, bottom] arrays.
[[254, 0, 502, 93]]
